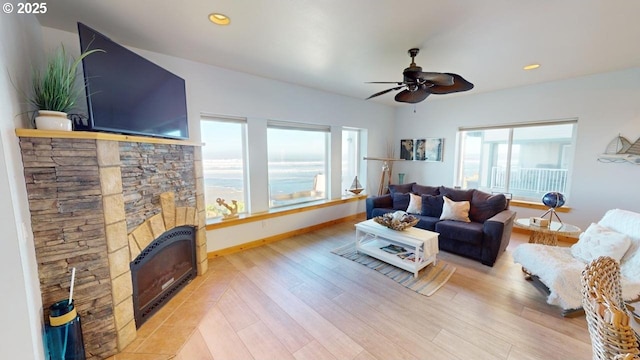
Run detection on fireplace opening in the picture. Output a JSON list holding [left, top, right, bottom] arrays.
[[130, 225, 197, 328]]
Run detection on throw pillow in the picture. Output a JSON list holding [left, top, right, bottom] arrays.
[[406, 193, 422, 214], [392, 192, 410, 210], [438, 186, 474, 202], [421, 194, 444, 217], [440, 196, 471, 222], [411, 184, 439, 196], [570, 223, 632, 263], [388, 182, 415, 194], [469, 191, 507, 223]]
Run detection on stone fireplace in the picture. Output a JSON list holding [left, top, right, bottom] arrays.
[[16, 130, 207, 360]]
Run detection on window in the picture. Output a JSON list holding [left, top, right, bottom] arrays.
[[200, 116, 247, 219], [267, 123, 329, 208], [457, 120, 576, 201], [342, 128, 361, 194]]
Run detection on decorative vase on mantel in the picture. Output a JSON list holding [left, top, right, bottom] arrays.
[[35, 110, 72, 131]]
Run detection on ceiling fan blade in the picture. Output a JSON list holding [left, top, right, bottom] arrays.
[[366, 82, 403, 85], [394, 88, 430, 103], [366, 85, 405, 100], [418, 72, 454, 86], [428, 73, 474, 94]]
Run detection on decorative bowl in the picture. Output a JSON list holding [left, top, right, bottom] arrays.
[[373, 211, 419, 231]]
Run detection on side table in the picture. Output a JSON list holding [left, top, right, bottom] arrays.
[[514, 218, 581, 246]]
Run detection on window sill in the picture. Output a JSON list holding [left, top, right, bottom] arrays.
[[510, 199, 571, 213], [205, 194, 367, 230]]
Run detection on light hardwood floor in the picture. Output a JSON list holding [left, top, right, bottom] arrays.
[[108, 218, 593, 360]]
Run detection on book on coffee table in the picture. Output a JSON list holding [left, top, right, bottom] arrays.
[[380, 244, 406, 254]]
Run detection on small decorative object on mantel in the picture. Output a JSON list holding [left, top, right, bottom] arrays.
[[374, 211, 419, 231], [347, 176, 364, 195], [216, 198, 239, 220], [598, 134, 640, 165]]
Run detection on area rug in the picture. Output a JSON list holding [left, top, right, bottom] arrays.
[[331, 243, 456, 297]]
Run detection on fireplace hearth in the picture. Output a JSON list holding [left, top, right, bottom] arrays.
[[131, 225, 196, 327]]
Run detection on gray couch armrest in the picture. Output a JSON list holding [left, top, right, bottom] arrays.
[[366, 194, 393, 219], [481, 209, 517, 266]]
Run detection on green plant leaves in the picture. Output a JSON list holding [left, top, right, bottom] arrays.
[[29, 45, 104, 113]]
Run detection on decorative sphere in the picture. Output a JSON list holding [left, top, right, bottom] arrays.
[[542, 192, 566, 208]]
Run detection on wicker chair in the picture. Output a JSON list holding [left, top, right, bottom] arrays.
[[581, 256, 640, 360]]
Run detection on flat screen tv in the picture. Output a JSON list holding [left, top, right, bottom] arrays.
[[76, 22, 189, 140]]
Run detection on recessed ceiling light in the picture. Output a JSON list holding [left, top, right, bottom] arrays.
[[208, 13, 230, 25], [523, 63, 541, 70]]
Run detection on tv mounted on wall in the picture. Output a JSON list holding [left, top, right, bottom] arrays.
[[76, 22, 189, 140]]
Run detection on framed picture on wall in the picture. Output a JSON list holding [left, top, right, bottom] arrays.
[[416, 138, 443, 162], [400, 139, 414, 160]]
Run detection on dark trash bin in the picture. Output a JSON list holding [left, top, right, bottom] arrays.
[[45, 300, 85, 360]]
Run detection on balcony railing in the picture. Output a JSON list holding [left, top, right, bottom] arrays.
[[490, 167, 568, 196]]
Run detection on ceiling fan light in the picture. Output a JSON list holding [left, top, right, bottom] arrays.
[[523, 63, 540, 70], [209, 13, 230, 25]]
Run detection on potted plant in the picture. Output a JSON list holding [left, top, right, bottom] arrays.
[[28, 45, 103, 130]]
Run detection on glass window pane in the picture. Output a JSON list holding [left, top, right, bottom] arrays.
[[457, 122, 575, 202], [267, 127, 327, 207], [342, 129, 360, 195], [509, 124, 573, 199], [201, 120, 246, 219]]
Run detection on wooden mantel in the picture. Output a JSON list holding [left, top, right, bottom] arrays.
[[15, 128, 203, 147]]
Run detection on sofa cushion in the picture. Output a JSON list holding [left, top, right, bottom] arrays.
[[406, 193, 422, 214], [388, 182, 415, 194], [421, 194, 444, 217], [440, 196, 471, 222], [392, 192, 410, 210], [439, 186, 474, 202], [412, 184, 439, 196], [414, 215, 440, 231], [371, 208, 393, 218], [571, 223, 632, 263], [469, 191, 508, 223], [436, 221, 484, 245]]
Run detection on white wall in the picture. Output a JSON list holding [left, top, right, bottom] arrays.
[[0, 14, 47, 360], [41, 27, 396, 253], [394, 68, 640, 229]]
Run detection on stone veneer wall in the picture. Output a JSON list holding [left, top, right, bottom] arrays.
[[18, 135, 206, 360]]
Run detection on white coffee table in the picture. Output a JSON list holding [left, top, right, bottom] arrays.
[[355, 219, 439, 278]]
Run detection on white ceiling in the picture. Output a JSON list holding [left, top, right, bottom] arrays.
[[36, 0, 640, 107]]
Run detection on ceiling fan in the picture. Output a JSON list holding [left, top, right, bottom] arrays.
[[366, 48, 474, 103]]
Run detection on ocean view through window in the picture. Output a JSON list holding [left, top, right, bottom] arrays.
[[201, 117, 247, 219], [267, 123, 328, 208]]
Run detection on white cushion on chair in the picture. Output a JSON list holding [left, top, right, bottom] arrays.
[[514, 243, 640, 311], [513, 244, 586, 310], [570, 223, 632, 263]]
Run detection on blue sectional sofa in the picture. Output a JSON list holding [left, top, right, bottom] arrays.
[[365, 183, 516, 266]]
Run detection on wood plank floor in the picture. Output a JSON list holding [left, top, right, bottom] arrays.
[[108, 218, 593, 360]]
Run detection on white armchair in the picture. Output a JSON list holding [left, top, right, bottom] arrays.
[[513, 209, 640, 316]]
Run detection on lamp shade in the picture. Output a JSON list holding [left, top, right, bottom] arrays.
[[542, 192, 565, 208]]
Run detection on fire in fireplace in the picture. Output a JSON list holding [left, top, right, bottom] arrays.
[[130, 225, 197, 327]]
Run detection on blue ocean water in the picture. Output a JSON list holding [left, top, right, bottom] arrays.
[[203, 159, 324, 195]]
